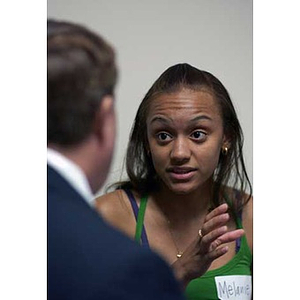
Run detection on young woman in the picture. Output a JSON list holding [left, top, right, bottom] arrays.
[[96, 63, 253, 299]]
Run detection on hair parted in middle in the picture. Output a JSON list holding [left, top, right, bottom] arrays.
[[115, 63, 252, 213]]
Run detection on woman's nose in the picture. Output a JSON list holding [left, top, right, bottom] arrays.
[[170, 137, 190, 164]]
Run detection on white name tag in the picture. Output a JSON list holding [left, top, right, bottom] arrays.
[[215, 275, 252, 300]]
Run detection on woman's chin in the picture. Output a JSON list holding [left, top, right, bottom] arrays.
[[166, 182, 198, 195]]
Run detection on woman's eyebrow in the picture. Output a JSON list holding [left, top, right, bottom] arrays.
[[149, 115, 212, 125], [190, 115, 212, 122], [149, 116, 171, 124]]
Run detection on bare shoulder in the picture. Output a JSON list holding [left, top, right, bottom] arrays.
[[224, 187, 253, 253], [95, 190, 125, 215], [242, 194, 253, 253], [95, 190, 137, 238]]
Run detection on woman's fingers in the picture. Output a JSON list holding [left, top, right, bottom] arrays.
[[206, 245, 229, 261], [202, 225, 228, 245], [199, 216, 244, 252], [206, 229, 244, 253], [204, 203, 228, 222], [201, 212, 230, 237], [200, 225, 227, 253], [204, 230, 244, 262], [216, 229, 245, 246]]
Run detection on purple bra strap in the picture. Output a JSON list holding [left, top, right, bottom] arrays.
[[235, 227, 242, 253], [124, 189, 150, 248]]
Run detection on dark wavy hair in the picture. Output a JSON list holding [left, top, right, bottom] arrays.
[[115, 63, 252, 213], [47, 19, 117, 146]]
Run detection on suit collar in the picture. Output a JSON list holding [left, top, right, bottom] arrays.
[[47, 148, 94, 207]]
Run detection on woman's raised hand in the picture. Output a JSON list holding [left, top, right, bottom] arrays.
[[171, 203, 244, 289]]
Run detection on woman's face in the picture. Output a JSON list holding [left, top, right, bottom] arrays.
[[146, 88, 226, 195]]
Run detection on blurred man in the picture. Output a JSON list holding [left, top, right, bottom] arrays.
[[47, 19, 183, 300]]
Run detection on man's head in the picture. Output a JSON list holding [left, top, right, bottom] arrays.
[[47, 19, 118, 192]]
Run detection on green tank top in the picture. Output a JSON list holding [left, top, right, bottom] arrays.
[[131, 193, 252, 300]]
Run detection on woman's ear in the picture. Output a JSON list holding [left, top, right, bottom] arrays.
[[222, 134, 231, 148], [221, 135, 231, 155]]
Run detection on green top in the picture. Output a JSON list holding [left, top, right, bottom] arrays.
[[133, 194, 252, 300]]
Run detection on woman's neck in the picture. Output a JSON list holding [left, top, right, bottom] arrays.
[[151, 180, 213, 223]]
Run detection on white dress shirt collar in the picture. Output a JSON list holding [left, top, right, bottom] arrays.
[[47, 148, 95, 207]]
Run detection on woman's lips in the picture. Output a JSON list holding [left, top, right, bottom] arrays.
[[166, 167, 197, 181]]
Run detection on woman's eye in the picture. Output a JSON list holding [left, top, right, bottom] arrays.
[[190, 130, 206, 140], [157, 132, 172, 141]]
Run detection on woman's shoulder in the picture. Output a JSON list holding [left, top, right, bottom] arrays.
[[95, 189, 128, 217], [241, 193, 253, 253], [224, 186, 253, 252], [94, 189, 139, 237], [224, 186, 252, 223]]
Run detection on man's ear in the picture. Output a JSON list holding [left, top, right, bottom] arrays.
[[93, 95, 116, 148]]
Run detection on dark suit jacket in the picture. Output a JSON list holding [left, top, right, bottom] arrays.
[[48, 165, 184, 300]]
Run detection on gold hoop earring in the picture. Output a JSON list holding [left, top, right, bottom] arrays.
[[222, 146, 228, 156]]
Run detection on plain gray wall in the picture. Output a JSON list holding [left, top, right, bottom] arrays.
[[47, 0, 253, 195]]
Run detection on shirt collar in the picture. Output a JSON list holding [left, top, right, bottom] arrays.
[[47, 148, 95, 207]]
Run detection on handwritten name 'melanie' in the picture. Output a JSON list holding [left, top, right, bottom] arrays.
[[217, 280, 251, 299]]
